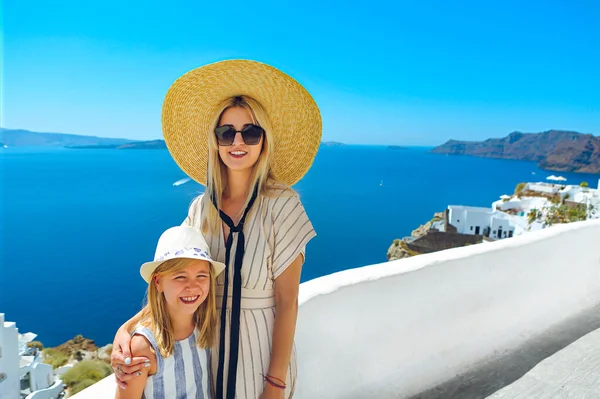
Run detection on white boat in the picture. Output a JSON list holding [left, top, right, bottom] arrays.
[[173, 177, 191, 187]]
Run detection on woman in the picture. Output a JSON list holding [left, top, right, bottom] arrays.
[[112, 60, 321, 399]]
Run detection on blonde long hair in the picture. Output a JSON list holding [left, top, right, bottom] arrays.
[[140, 258, 217, 357], [202, 95, 292, 236]]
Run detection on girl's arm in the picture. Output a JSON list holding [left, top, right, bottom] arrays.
[[262, 254, 303, 399], [114, 334, 155, 399], [111, 309, 149, 388]]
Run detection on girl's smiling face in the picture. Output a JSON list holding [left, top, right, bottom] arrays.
[[155, 259, 211, 316]]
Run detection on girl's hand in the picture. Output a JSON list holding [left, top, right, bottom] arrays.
[[259, 383, 285, 399], [111, 327, 149, 389]]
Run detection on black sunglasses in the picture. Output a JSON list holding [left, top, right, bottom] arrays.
[[214, 124, 264, 146]]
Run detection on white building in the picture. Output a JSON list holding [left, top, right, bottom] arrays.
[[560, 184, 600, 218], [524, 182, 562, 195], [447, 205, 524, 239], [0, 313, 64, 399], [486, 180, 600, 237], [526, 180, 600, 217]]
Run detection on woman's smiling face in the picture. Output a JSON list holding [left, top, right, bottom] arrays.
[[217, 106, 263, 172]]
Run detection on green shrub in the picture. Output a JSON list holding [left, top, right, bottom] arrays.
[[527, 209, 541, 224], [50, 355, 69, 369], [28, 341, 44, 350], [42, 348, 69, 369], [62, 360, 112, 388], [43, 348, 60, 357], [580, 181, 589, 187], [515, 182, 526, 196]]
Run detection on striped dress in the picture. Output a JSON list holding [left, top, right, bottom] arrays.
[[182, 188, 316, 399], [133, 326, 212, 399]]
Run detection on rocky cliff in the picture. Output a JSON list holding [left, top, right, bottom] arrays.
[[387, 212, 445, 261], [432, 130, 600, 174]]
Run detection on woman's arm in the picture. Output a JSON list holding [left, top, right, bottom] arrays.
[[114, 334, 155, 399], [111, 309, 149, 388], [261, 254, 303, 399]]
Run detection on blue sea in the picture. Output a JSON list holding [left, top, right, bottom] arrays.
[[2, 146, 599, 347]]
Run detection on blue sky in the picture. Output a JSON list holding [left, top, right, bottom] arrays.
[[2, 0, 599, 145]]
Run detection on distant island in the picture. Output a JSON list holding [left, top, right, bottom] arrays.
[[320, 141, 345, 147], [66, 140, 166, 150], [1, 128, 350, 150], [0, 128, 135, 148], [432, 130, 600, 174], [5, 128, 599, 174]]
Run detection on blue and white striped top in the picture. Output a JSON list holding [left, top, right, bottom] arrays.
[[133, 326, 212, 399]]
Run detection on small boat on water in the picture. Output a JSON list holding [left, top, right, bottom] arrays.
[[173, 177, 191, 186]]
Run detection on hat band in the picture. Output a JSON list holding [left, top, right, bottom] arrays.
[[156, 247, 212, 262]]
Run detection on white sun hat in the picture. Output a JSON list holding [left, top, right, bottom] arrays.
[[140, 226, 225, 283]]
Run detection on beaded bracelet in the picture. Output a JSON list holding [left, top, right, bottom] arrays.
[[262, 374, 286, 389]]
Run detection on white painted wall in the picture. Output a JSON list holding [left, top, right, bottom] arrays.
[[498, 198, 521, 212], [519, 197, 549, 212], [0, 314, 20, 399], [526, 183, 559, 194], [71, 220, 600, 399], [30, 361, 54, 391], [489, 217, 513, 239], [449, 206, 522, 238], [449, 206, 492, 235], [464, 211, 490, 235], [448, 206, 467, 232], [24, 381, 64, 399], [293, 219, 600, 398], [560, 186, 579, 201], [0, 316, 63, 399]]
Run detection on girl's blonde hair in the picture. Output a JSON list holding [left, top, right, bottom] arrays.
[[140, 258, 217, 357], [202, 95, 292, 236]]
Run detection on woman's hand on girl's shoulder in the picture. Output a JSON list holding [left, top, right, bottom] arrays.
[[111, 327, 151, 389], [114, 335, 154, 399]]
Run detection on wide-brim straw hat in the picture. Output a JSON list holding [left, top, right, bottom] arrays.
[[162, 59, 322, 186]]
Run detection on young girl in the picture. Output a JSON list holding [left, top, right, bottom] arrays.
[[112, 60, 321, 399], [115, 225, 225, 399]]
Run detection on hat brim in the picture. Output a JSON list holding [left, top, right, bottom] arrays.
[[162, 59, 322, 186], [140, 258, 226, 284]]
